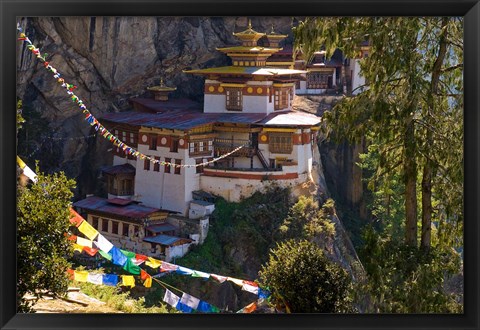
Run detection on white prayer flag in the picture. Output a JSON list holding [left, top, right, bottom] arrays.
[[87, 273, 103, 285], [242, 283, 259, 295], [76, 236, 93, 248], [94, 234, 113, 253], [180, 292, 201, 310], [227, 277, 244, 287], [163, 289, 180, 308]]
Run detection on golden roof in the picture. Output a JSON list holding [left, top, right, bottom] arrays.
[[147, 78, 177, 92], [266, 25, 287, 39], [233, 19, 265, 43], [184, 66, 306, 76]]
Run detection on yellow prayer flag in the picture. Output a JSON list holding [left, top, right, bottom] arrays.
[[74, 270, 89, 282], [121, 275, 135, 288], [143, 277, 152, 288], [73, 243, 84, 253], [145, 257, 162, 269], [76, 236, 93, 248], [78, 220, 99, 240], [16, 156, 26, 169]]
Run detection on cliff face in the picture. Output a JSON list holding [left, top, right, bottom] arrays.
[[16, 16, 295, 194]]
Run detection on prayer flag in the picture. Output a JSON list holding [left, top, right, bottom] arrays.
[[175, 301, 193, 313], [69, 208, 84, 226], [163, 289, 180, 308], [210, 274, 228, 283], [102, 274, 118, 286], [236, 301, 257, 313], [143, 277, 152, 288], [132, 254, 148, 266], [73, 243, 84, 253], [191, 270, 210, 279], [98, 249, 112, 261], [76, 236, 92, 248], [82, 246, 99, 256], [78, 220, 99, 240], [66, 269, 74, 280], [94, 234, 113, 253], [120, 249, 136, 258], [227, 277, 244, 287], [121, 275, 135, 288], [196, 301, 219, 313], [258, 287, 271, 299], [242, 283, 259, 295], [123, 258, 141, 275], [180, 293, 200, 310], [176, 266, 194, 275], [160, 262, 178, 272], [140, 269, 150, 281], [110, 246, 128, 267], [74, 270, 88, 282], [145, 257, 162, 269], [87, 273, 103, 285]]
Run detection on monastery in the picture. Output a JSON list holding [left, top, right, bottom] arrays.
[[73, 21, 367, 262]]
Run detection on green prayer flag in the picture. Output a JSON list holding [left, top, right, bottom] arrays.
[[99, 249, 112, 261], [123, 258, 141, 275], [120, 249, 136, 258]]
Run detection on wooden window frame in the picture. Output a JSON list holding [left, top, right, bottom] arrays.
[[170, 138, 179, 153], [269, 133, 293, 154], [111, 221, 119, 235], [149, 134, 157, 150], [101, 219, 108, 232], [144, 158, 150, 171], [165, 158, 171, 173], [274, 88, 289, 110], [196, 158, 204, 174], [225, 88, 242, 111], [154, 156, 160, 172], [174, 159, 181, 175], [92, 217, 99, 229]]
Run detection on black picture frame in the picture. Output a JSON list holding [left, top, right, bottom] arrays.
[[1, 0, 479, 329]]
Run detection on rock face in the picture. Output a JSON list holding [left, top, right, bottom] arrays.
[[16, 16, 296, 195]]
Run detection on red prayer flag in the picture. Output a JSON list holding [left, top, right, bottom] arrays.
[[66, 269, 74, 280], [140, 269, 150, 281], [82, 246, 98, 256], [135, 254, 148, 262], [69, 208, 84, 227]]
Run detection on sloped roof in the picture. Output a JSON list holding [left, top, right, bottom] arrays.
[[184, 66, 306, 76], [143, 234, 192, 246], [73, 196, 164, 220], [101, 163, 135, 175]]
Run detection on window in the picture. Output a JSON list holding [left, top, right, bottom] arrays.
[[154, 156, 160, 172], [274, 88, 288, 110], [226, 88, 242, 111], [122, 223, 129, 237], [130, 132, 135, 144], [144, 158, 150, 171], [92, 217, 99, 229], [170, 138, 179, 152], [149, 134, 157, 150], [189, 140, 213, 156], [165, 158, 171, 173], [269, 133, 293, 154], [122, 131, 127, 142], [101, 219, 108, 232], [174, 159, 181, 175], [196, 158, 204, 174], [111, 221, 119, 235], [307, 72, 330, 89]]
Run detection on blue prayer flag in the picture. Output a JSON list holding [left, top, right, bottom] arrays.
[[110, 246, 128, 267], [175, 301, 193, 313], [102, 274, 118, 286]]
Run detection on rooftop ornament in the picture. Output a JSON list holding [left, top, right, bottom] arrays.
[[147, 78, 177, 101]]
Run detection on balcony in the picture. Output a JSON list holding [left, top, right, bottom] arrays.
[[213, 138, 255, 157]]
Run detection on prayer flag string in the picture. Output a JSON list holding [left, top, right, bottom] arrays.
[[16, 25, 245, 168]]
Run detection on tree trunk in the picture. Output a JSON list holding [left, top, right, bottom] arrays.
[[404, 118, 418, 246], [421, 17, 449, 250], [420, 163, 433, 249]]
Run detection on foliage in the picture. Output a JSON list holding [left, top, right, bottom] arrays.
[[75, 274, 171, 313], [259, 239, 354, 313], [294, 17, 463, 249], [17, 99, 25, 132], [17, 168, 76, 312], [279, 196, 336, 241], [357, 226, 463, 313]]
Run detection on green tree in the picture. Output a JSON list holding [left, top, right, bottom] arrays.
[[358, 226, 462, 313], [17, 168, 76, 312], [259, 239, 353, 313], [293, 17, 463, 249]]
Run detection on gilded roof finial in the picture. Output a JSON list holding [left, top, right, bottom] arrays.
[[248, 19, 252, 30]]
